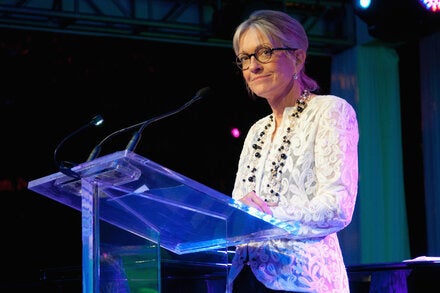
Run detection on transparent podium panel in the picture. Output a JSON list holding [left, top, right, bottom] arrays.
[[97, 222, 161, 292], [28, 151, 300, 292]]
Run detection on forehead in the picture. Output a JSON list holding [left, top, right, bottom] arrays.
[[238, 27, 273, 53]]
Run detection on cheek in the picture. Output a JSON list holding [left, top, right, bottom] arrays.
[[274, 70, 292, 84], [278, 65, 296, 83], [243, 72, 251, 83], [279, 63, 295, 77]]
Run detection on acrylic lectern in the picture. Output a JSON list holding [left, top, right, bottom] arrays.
[[28, 151, 299, 292]]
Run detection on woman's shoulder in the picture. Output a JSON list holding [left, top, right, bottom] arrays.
[[246, 113, 272, 135], [310, 94, 351, 105], [310, 94, 355, 111], [251, 113, 272, 127]]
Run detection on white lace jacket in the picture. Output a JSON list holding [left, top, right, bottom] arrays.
[[227, 95, 359, 293]]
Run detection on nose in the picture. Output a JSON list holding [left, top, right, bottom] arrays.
[[248, 55, 262, 71]]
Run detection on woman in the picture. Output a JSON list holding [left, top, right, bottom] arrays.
[[228, 10, 359, 293]]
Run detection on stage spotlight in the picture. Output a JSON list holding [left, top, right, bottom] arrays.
[[358, 0, 372, 9], [352, 0, 385, 22], [417, 1, 440, 36], [230, 127, 241, 139], [419, 0, 440, 13]]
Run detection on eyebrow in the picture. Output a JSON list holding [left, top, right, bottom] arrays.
[[239, 44, 273, 55]]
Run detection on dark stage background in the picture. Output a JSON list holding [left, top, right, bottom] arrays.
[[0, 29, 334, 286]]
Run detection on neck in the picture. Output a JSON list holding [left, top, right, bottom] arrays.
[[270, 88, 306, 127]]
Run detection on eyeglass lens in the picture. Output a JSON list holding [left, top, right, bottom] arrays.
[[236, 46, 273, 70]]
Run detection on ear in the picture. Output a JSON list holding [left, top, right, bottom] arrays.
[[294, 49, 306, 67]]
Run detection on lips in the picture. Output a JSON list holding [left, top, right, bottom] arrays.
[[250, 74, 271, 83]]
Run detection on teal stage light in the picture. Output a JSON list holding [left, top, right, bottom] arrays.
[[358, 0, 372, 9]]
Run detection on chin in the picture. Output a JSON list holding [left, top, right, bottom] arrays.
[[249, 85, 267, 96]]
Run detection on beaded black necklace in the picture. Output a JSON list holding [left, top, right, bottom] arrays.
[[243, 90, 311, 205]]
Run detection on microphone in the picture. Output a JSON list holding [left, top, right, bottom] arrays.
[[86, 86, 211, 162], [53, 114, 104, 179]]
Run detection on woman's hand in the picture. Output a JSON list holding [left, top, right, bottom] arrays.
[[239, 191, 273, 216]]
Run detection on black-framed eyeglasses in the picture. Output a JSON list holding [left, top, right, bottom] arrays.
[[235, 46, 297, 70]]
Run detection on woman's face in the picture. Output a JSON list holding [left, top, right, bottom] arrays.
[[238, 27, 298, 101]]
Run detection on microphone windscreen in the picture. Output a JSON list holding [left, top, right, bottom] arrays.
[[196, 86, 211, 99]]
